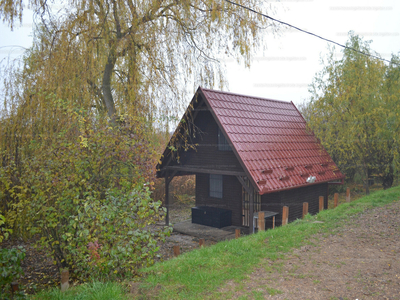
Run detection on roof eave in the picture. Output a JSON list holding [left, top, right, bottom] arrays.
[[259, 174, 345, 195]]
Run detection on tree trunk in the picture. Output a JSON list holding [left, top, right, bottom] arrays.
[[102, 54, 117, 119], [364, 166, 370, 195]]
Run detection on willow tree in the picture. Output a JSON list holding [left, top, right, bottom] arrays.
[[307, 33, 397, 194], [1, 0, 279, 167], [1, 0, 277, 119], [1, 1, 280, 276]]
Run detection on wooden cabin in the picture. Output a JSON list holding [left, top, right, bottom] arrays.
[[156, 87, 344, 231]]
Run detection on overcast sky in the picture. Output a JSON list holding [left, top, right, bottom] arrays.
[[1, 0, 399, 106]]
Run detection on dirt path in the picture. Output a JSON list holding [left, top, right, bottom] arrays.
[[221, 201, 400, 299]]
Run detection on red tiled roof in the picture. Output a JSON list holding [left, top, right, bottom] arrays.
[[199, 87, 344, 195]]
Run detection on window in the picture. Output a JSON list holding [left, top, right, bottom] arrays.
[[209, 174, 223, 198], [218, 127, 232, 151]]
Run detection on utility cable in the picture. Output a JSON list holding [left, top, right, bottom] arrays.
[[224, 0, 396, 65]]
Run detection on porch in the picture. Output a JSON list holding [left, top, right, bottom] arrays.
[[173, 220, 249, 242]]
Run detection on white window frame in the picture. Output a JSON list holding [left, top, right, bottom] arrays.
[[209, 174, 223, 198]]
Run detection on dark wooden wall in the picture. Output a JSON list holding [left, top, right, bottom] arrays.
[[261, 183, 328, 227], [178, 109, 243, 173], [195, 174, 242, 227]]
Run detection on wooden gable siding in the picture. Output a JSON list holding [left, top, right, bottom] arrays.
[[261, 183, 328, 227], [177, 109, 243, 173], [195, 174, 242, 227]]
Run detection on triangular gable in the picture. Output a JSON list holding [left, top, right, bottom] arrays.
[[157, 87, 345, 194], [156, 87, 247, 179]]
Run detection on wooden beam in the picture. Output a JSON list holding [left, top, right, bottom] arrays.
[[188, 99, 206, 121], [249, 189, 254, 233], [165, 170, 170, 226], [236, 175, 252, 194], [334, 193, 338, 208], [165, 170, 177, 227], [163, 165, 246, 177], [166, 170, 178, 186], [346, 187, 350, 202]]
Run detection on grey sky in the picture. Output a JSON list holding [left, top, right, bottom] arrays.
[[0, 0, 399, 106]]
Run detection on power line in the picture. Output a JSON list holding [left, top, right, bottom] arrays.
[[224, 0, 396, 65], [0, 45, 27, 50]]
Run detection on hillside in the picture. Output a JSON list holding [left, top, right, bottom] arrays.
[[133, 186, 400, 299], [220, 201, 400, 299]]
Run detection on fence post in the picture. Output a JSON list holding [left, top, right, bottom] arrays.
[[11, 282, 19, 295], [258, 211, 265, 231], [235, 229, 241, 239], [282, 206, 289, 226], [334, 193, 339, 208], [302, 202, 309, 219], [199, 239, 205, 247], [61, 269, 69, 292], [346, 187, 350, 202], [173, 245, 180, 257], [319, 196, 324, 212]]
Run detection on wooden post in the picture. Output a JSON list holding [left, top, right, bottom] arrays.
[[11, 282, 19, 294], [346, 187, 350, 202], [257, 211, 265, 231], [165, 171, 170, 226], [199, 239, 205, 247], [60, 269, 69, 292], [235, 229, 240, 239], [319, 196, 324, 212], [173, 245, 180, 257], [302, 202, 309, 219], [249, 190, 254, 233], [282, 206, 289, 226], [272, 216, 275, 229], [334, 193, 338, 208]]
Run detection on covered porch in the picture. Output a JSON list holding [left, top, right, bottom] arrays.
[[173, 220, 248, 242], [162, 165, 259, 232]]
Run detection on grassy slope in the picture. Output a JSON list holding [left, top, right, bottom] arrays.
[[31, 185, 400, 299], [29, 281, 128, 300], [138, 185, 400, 299]]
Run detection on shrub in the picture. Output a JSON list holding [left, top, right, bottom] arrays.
[[0, 214, 12, 243], [1, 106, 172, 281], [0, 246, 26, 299]]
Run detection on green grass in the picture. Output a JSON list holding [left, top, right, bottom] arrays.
[[29, 281, 128, 300], [28, 185, 400, 299], [137, 185, 400, 299]]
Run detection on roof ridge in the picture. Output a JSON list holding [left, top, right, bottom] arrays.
[[200, 87, 291, 104]]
